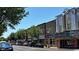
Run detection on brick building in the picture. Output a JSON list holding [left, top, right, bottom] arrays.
[[37, 20, 56, 48]]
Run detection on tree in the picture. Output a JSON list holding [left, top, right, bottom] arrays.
[[0, 7, 29, 36], [23, 29, 28, 41], [15, 29, 26, 39], [27, 25, 42, 42], [7, 32, 17, 44], [9, 33, 16, 40], [0, 37, 6, 41], [0, 24, 7, 36]]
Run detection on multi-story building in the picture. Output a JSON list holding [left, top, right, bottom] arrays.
[[56, 14, 64, 33], [29, 7, 79, 48], [45, 20, 56, 47], [55, 8, 79, 48], [56, 8, 76, 33], [37, 20, 56, 48], [37, 23, 46, 46], [37, 7, 79, 48]]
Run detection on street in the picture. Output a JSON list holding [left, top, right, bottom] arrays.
[[13, 45, 78, 51]]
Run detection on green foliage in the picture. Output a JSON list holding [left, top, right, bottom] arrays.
[[11, 33, 15, 38], [15, 29, 26, 39], [8, 29, 27, 40], [0, 24, 7, 36], [0, 7, 29, 36], [27, 25, 42, 38], [0, 37, 6, 41], [8, 25, 42, 41]]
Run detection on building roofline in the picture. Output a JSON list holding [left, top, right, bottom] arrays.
[[37, 19, 56, 27]]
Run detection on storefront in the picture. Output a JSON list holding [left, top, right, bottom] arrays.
[[39, 34, 55, 48], [55, 30, 79, 48]]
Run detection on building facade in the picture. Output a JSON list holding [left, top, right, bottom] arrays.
[[45, 20, 56, 47], [37, 8, 79, 48], [37, 20, 56, 48], [55, 8, 79, 48]]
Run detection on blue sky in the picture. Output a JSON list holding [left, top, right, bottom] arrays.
[[2, 7, 72, 38]]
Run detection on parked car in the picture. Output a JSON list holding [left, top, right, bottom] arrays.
[[28, 42, 32, 46], [35, 43, 44, 48], [0, 42, 13, 51], [29, 42, 35, 47]]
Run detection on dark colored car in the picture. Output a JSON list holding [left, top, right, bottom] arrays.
[[0, 42, 13, 51], [35, 43, 44, 48], [29, 42, 36, 47]]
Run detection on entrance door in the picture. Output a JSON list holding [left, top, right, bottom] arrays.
[[60, 40, 66, 48], [60, 40, 72, 48]]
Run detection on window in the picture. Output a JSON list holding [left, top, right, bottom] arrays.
[[66, 14, 71, 30], [78, 21, 79, 28], [77, 13, 79, 29], [59, 16, 63, 32]]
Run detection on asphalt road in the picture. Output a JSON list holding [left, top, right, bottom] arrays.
[[13, 45, 78, 51]]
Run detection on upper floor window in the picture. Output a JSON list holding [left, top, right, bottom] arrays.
[[77, 12, 79, 29], [66, 13, 71, 30]]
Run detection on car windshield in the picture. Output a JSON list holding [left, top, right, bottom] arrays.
[[0, 42, 11, 48]]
